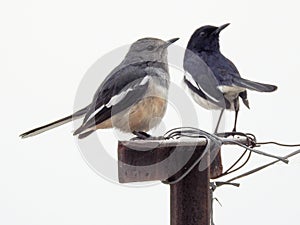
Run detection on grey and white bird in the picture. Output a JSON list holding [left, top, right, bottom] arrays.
[[20, 37, 179, 139], [184, 24, 277, 132]]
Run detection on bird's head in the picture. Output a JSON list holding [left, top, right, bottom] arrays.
[[187, 23, 230, 53], [124, 37, 179, 63]]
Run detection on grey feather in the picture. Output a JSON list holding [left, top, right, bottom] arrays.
[[233, 77, 278, 92], [20, 37, 178, 139], [19, 106, 89, 138]]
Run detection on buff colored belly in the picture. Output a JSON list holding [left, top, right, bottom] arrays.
[[96, 77, 168, 133], [110, 96, 167, 132]]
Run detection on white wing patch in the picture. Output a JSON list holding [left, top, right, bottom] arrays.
[[184, 72, 199, 90], [106, 76, 150, 107], [84, 105, 105, 124], [83, 76, 150, 124], [184, 72, 220, 103], [140, 75, 150, 85], [106, 88, 133, 107]]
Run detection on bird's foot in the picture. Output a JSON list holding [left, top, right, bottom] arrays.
[[132, 131, 165, 140], [231, 127, 237, 137], [132, 131, 151, 139]]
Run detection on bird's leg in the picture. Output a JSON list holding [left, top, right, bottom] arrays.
[[232, 99, 239, 133], [233, 110, 238, 132], [214, 109, 225, 134]]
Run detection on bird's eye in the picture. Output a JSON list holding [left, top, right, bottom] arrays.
[[199, 32, 206, 37], [147, 45, 155, 51]]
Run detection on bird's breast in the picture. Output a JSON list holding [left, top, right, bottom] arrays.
[[111, 75, 169, 133]]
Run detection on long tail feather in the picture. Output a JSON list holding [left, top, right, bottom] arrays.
[[20, 106, 88, 138], [233, 77, 277, 92]]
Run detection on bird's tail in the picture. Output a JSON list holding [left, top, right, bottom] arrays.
[[233, 77, 277, 92], [19, 106, 89, 139]]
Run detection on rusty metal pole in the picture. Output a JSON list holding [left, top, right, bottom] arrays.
[[170, 163, 210, 225], [170, 146, 211, 225], [118, 140, 222, 225]]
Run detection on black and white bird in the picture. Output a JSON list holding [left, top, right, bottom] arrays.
[[183, 23, 277, 132], [20, 37, 179, 139]]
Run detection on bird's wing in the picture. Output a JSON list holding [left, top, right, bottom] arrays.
[[74, 62, 153, 135], [213, 56, 277, 93], [183, 50, 227, 108]]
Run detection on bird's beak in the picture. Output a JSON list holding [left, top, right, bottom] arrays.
[[163, 38, 179, 47], [213, 23, 230, 35]]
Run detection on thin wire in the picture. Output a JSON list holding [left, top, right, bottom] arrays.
[[210, 149, 300, 225], [216, 149, 300, 187], [213, 132, 256, 179], [257, 141, 300, 147], [214, 151, 252, 179], [225, 152, 252, 175], [162, 138, 211, 185], [222, 139, 288, 163], [212, 132, 256, 179], [224, 150, 248, 173], [163, 127, 297, 184], [165, 127, 288, 164]]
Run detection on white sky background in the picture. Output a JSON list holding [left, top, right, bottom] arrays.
[[1, 0, 300, 224]]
